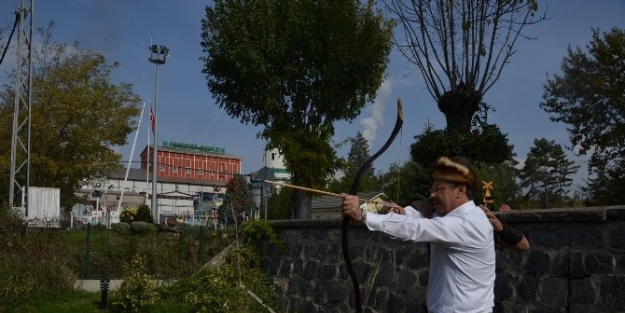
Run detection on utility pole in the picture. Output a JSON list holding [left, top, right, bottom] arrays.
[[148, 43, 169, 224], [9, 0, 34, 213]]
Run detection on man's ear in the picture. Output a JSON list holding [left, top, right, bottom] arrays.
[[456, 184, 466, 196]]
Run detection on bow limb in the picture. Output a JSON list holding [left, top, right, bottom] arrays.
[[342, 98, 403, 313]]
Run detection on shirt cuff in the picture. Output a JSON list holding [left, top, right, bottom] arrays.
[[364, 213, 385, 231]]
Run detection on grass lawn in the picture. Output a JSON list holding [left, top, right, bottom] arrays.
[[0, 290, 102, 313], [0, 289, 195, 313]]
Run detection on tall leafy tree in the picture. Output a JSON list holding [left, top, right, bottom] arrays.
[[327, 132, 378, 194], [0, 25, 141, 208], [201, 0, 394, 218], [540, 27, 625, 205], [518, 138, 578, 209]]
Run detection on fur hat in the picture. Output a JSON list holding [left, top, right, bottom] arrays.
[[430, 156, 476, 190]]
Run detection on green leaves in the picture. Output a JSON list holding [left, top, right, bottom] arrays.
[[201, 0, 394, 218], [0, 32, 141, 209], [540, 27, 625, 205], [410, 125, 514, 169], [518, 138, 579, 209]]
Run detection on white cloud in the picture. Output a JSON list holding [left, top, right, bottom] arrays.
[[361, 78, 394, 148]]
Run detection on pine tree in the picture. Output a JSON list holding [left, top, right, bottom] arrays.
[[519, 138, 578, 208], [328, 132, 378, 193]]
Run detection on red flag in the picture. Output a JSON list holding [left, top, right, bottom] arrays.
[[149, 103, 155, 134]]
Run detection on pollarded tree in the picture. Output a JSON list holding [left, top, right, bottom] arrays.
[[540, 27, 625, 205], [0, 25, 141, 208], [201, 0, 394, 219], [410, 111, 515, 168], [386, 0, 547, 133]]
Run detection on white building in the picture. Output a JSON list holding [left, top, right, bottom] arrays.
[[250, 148, 291, 210]]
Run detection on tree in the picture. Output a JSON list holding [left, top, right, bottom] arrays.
[[222, 174, 256, 225], [385, 0, 546, 133], [550, 146, 579, 208], [540, 27, 625, 205], [518, 138, 578, 209], [201, 0, 394, 219], [410, 113, 514, 169], [376, 160, 430, 206], [327, 132, 378, 194], [266, 187, 293, 220], [0, 25, 141, 208], [474, 161, 522, 210]]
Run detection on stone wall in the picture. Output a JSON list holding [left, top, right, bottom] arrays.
[[260, 206, 625, 313]]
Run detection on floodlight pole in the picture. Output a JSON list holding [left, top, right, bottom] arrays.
[[149, 44, 169, 224]]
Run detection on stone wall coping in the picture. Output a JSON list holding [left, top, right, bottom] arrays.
[[269, 206, 625, 228]]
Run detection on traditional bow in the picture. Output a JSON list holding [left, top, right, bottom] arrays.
[[342, 98, 403, 312]]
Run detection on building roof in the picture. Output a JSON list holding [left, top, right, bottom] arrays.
[[108, 168, 228, 187], [140, 145, 241, 160], [311, 191, 386, 210]]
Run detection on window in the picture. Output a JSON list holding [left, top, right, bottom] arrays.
[[159, 164, 166, 171], [272, 153, 275, 160], [185, 167, 191, 174], [197, 168, 203, 176], [172, 166, 179, 173]]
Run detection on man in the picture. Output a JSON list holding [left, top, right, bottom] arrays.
[[383, 199, 529, 253], [481, 204, 529, 251], [342, 156, 495, 313], [401, 201, 529, 252]]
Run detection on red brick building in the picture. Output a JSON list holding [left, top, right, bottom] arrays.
[[140, 141, 242, 183]]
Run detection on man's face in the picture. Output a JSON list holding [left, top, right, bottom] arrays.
[[429, 179, 459, 216]]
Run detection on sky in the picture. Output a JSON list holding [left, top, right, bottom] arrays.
[[1, 0, 625, 191]]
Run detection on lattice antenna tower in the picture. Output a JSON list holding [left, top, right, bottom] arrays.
[[9, 0, 34, 212]]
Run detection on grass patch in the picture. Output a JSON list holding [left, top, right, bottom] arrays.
[[0, 290, 102, 313]]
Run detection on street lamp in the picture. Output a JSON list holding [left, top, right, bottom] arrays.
[[149, 44, 169, 223]]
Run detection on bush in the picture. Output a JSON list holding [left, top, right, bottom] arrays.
[[120, 207, 138, 224], [135, 205, 154, 224], [120, 205, 154, 224], [113, 253, 159, 312], [130, 222, 156, 236], [111, 222, 130, 234], [0, 205, 24, 235]]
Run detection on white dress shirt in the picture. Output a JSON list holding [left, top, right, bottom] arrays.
[[365, 200, 495, 313]]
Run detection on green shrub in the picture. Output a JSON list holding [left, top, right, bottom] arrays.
[[0, 205, 24, 235], [111, 222, 130, 234], [0, 229, 77, 303], [241, 220, 285, 251], [120, 205, 154, 224], [120, 207, 138, 224], [113, 253, 159, 312], [136, 205, 154, 224], [179, 222, 194, 234], [130, 222, 156, 236]]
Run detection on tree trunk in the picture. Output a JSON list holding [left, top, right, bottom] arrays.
[[437, 87, 482, 133], [292, 189, 312, 219]]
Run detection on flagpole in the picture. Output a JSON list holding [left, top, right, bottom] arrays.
[[147, 100, 150, 189], [117, 102, 146, 213]]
